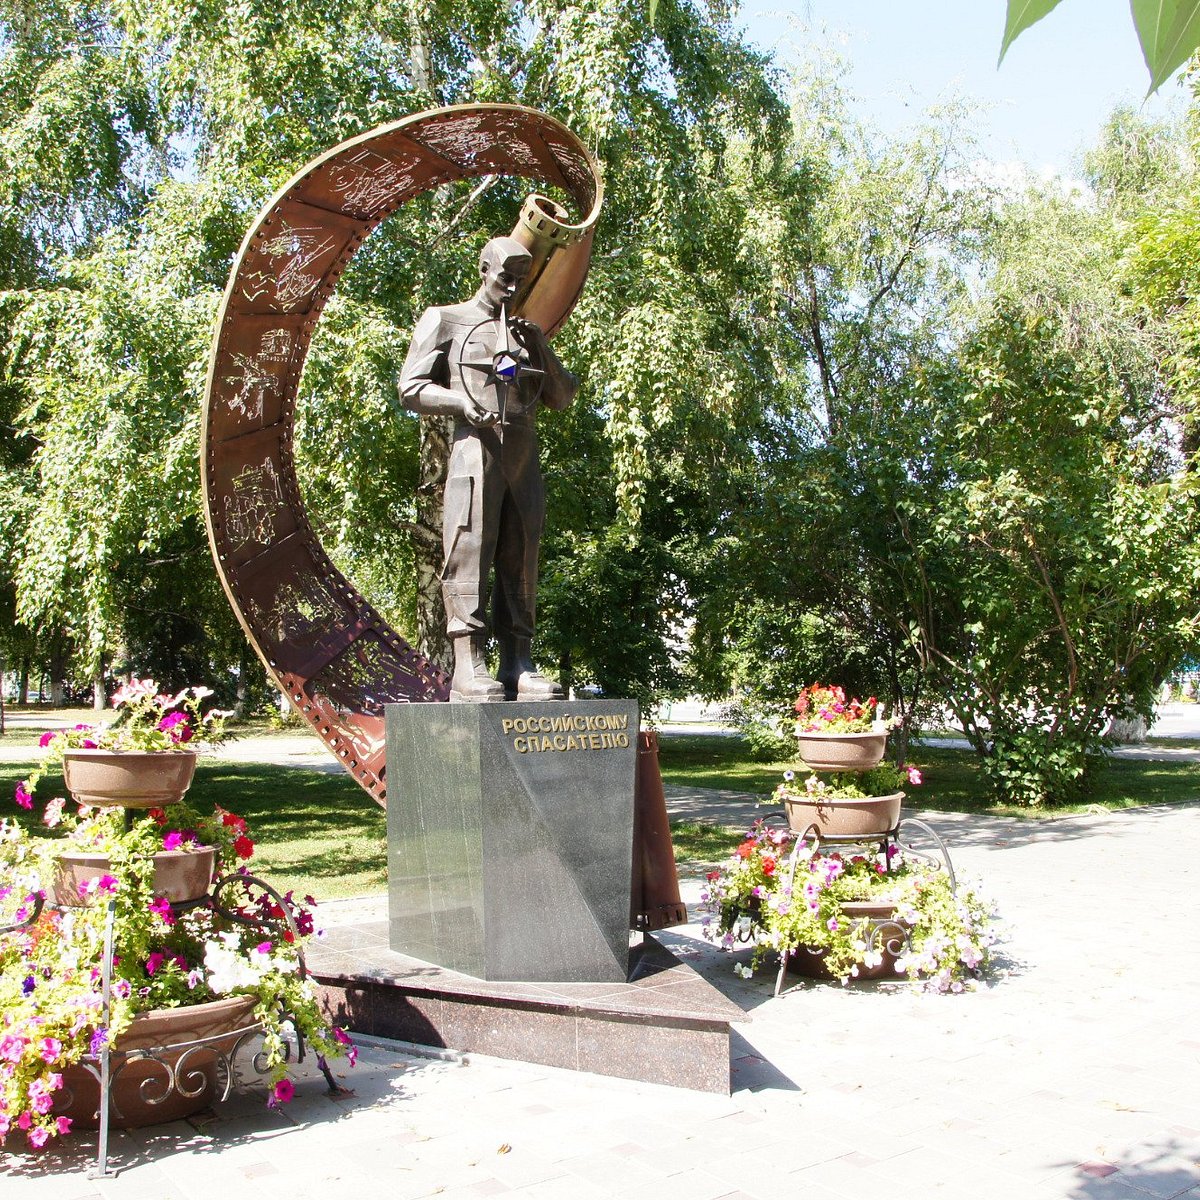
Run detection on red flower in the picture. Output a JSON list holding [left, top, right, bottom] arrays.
[[736, 840, 755, 860], [761, 855, 776, 876], [233, 835, 254, 859]]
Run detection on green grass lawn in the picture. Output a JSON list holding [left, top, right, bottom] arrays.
[[656, 735, 1200, 818], [4, 719, 1198, 902], [0, 755, 388, 903], [668, 818, 743, 866], [0, 707, 97, 746]]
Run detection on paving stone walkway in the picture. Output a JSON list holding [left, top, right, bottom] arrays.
[[3, 724, 1200, 1198]]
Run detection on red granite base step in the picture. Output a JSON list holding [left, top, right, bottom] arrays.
[[309, 924, 745, 1094]]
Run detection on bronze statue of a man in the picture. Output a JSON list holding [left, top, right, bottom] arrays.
[[398, 236, 578, 702]]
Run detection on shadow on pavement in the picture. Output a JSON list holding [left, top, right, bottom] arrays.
[[0, 1050, 421, 1184], [1055, 1136, 1200, 1198]]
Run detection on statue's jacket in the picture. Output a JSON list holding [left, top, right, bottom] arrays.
[[398, 299, 577, 632]]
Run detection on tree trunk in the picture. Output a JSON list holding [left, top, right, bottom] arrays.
[[1106, 714, 1147, 743], [235, 642, 252, 718], [49, 640, 67, 707], [92, 661, 106, 711], [19, 657, 28, 705], [414, 415, 452, 671]]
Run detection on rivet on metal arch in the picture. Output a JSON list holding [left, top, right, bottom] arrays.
[[200, 105, 604, 805]]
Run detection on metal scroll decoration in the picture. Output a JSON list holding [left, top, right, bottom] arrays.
[[201, 105, 604, 805]]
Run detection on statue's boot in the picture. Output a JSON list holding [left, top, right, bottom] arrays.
[[498, 636, 564, 702], [449, 635, 505, 703]]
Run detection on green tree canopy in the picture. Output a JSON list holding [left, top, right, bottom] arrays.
[[0, 0, 798, 709]]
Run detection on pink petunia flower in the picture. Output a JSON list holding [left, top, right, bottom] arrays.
[[0, 1035, 26, 1063], [333, 1027, 358, 1066], [14, 783, 32, 810], [271, 1077, 295, 1105], [112, 678, 156, 707], [39, 1038, 62, 1064], [157, 711, 194, 744], [28, 1125, 49, 1147]]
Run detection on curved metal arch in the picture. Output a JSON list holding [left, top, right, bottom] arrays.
[[200, 105, 603, 805]]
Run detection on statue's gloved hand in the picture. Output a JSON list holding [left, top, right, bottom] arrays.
[[461, 395, 498, 427], [510, 316, 548, 354]]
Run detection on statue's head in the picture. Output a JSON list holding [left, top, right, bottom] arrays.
[[478, 236, 532, 311]]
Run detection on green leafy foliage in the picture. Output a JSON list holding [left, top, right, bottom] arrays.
[[0, 0, 796, 704], [1001, 0, 1200, 93], [694, 73, 1199, 806], [902, 294, 1200, 804], [1132, 0, 1200, 91], [998, 0, 1067, 64]]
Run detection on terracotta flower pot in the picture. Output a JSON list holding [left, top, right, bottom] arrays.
[[787, 903, 910, 981], [56, 995, 259, 1129], [62, 749, 198, 809], [794, 730, 887, 772], [786, 943, 900, 982], [783, 791, 903, 837], [52, 846, 216, 907]]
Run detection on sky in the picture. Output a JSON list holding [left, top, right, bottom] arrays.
[[737, 0, 1188, 175]]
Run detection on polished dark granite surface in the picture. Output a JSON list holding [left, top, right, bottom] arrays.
[[310, 924, 746, 1093], [311, 922, 744, 1024], [386, 700, 640, 982]]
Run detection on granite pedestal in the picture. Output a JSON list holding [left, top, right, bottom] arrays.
[[310, 924, 744, 1094], [385, 700, 638, 983]]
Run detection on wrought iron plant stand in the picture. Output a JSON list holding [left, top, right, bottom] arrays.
[[3, 874, 338, 1178], [746, 812, 957, 997]]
